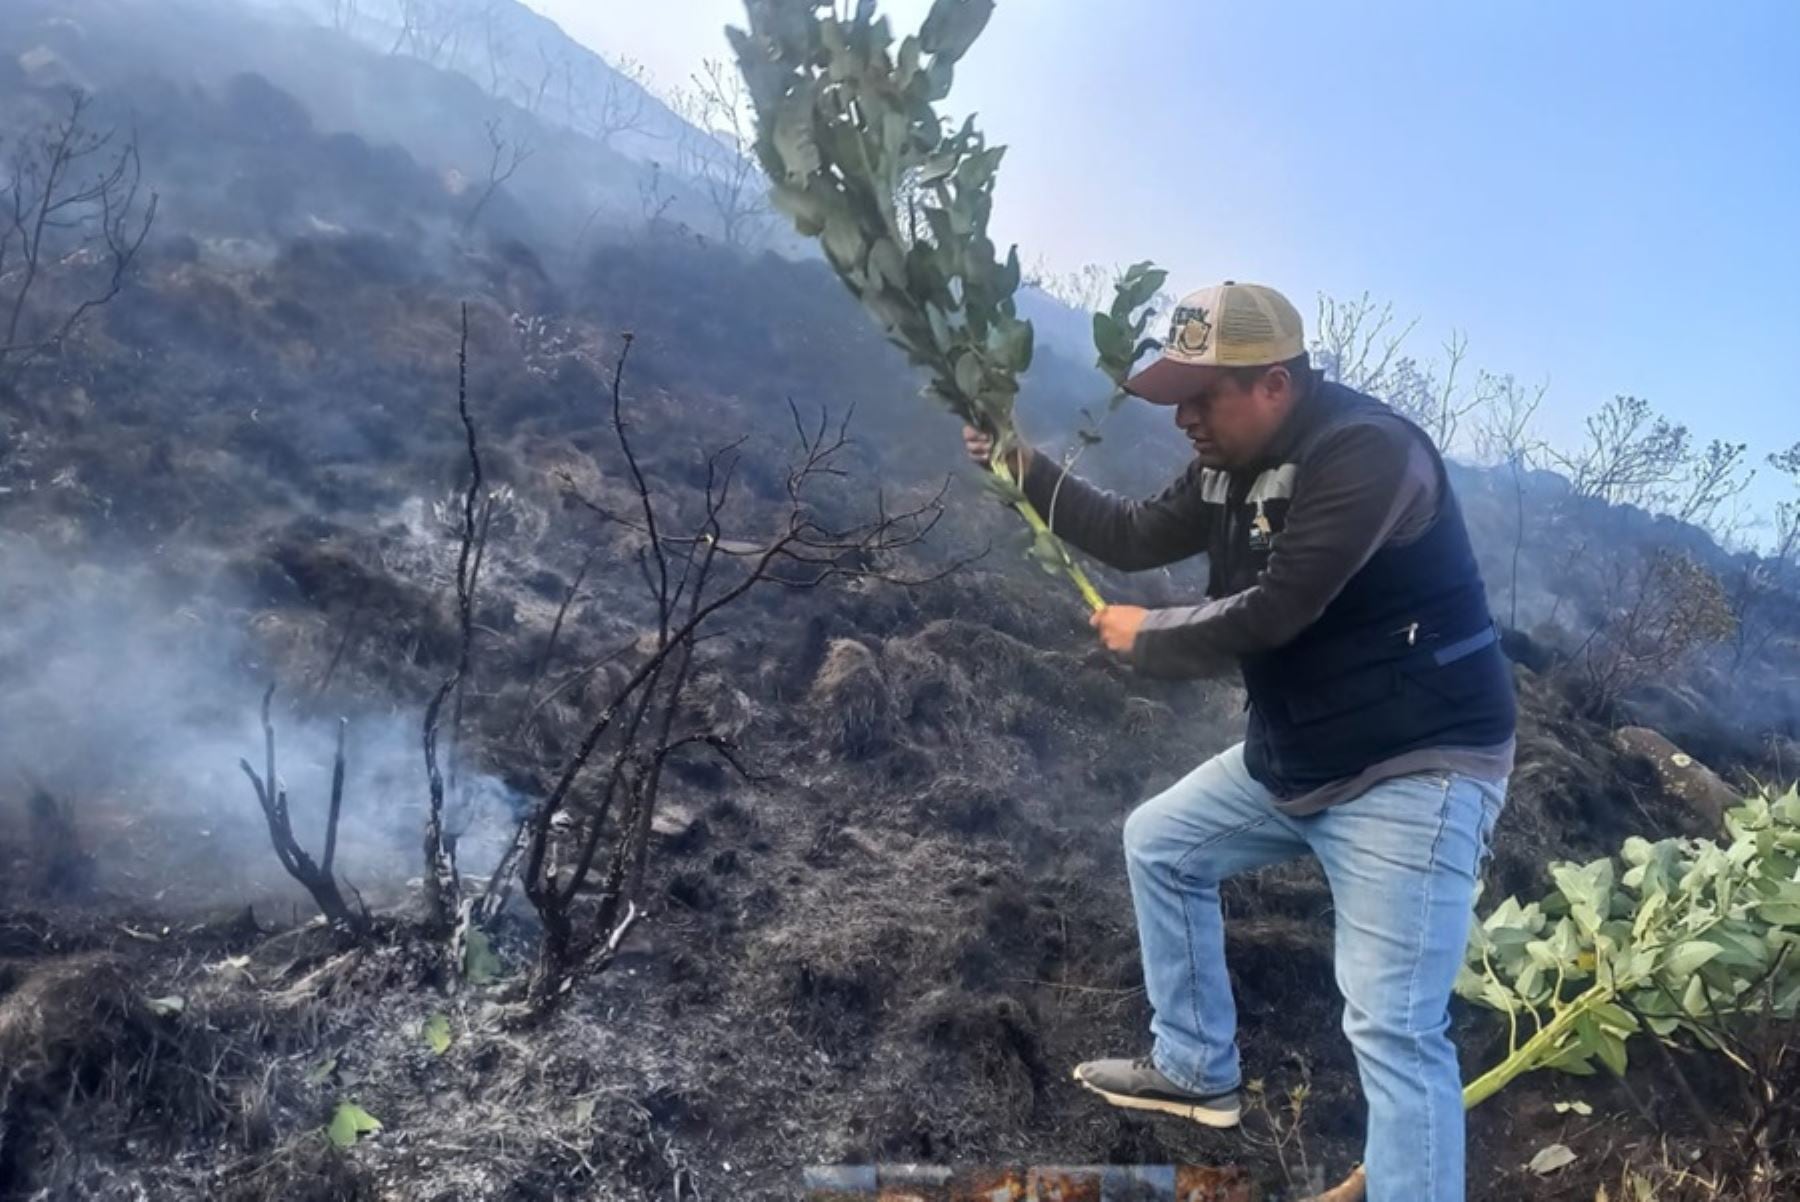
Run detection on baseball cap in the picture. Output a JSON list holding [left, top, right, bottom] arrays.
[[1124, 281, 1306, 406]]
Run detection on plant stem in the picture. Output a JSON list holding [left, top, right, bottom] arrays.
[[1463, 986, 1606, 1108], [990, 456, 1104, 612]]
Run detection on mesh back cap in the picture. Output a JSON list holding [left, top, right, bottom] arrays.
[[1124, 281, 1306, 404], [1163, 281, 1304, 367]]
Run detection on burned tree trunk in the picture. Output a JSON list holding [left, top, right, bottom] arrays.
[[419, 303, 482, 936], [238, 685, 368, 936]]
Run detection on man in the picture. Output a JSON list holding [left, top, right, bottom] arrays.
[[964, 282, 1514, 1202]]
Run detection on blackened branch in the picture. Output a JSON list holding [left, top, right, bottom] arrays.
[[421, 303, 482, 931], [238, 685, 365, 934], [467, 337, 964, 1017], [323, 717, 347, 876]]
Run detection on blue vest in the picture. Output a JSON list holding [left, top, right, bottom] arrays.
[[1227, 383, 1517, 796]]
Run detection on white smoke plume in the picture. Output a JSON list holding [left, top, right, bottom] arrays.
[[0, 535, 517, 917]]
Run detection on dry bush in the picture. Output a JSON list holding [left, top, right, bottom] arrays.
[[757, 917, 916, 1063], [878, 630, 981, 743], [902, 988, 1046, 1128], [1550, 395, 1692, 509], [0, 953, 243, 1192], [808, 638, 895, 758], [1570, 547, 1738, 717], [1, 89, 157, 379]]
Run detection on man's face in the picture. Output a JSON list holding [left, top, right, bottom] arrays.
[[1168, 365, 1294, 468]]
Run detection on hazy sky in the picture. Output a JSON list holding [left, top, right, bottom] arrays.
[[524, 0, 1799, 522]]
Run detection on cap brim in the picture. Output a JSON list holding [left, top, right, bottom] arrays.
[[1122, 355, 1211, 406]]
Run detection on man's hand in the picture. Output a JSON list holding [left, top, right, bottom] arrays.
[[1091, 604, 1148, 655], [962, 425, 1031, 477]]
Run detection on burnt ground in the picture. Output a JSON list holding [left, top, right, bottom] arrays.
[[0, 49, 1795, 1199], [0, 618, 1753, 1202], [0, 232, 1767, 1197]]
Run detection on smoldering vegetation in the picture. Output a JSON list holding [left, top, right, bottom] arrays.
[[0, 1, 1795, 1199], [0, 540, 521, 916]]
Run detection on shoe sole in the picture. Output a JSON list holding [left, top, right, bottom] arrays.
[[1071, 1068, 1241, 1129]]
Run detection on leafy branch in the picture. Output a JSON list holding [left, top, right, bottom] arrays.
[[1459, 786, 1800, 1109], [730, 0, 1162, 611]]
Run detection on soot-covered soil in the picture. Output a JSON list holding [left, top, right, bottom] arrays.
[[0, 151, 1783, 1202]]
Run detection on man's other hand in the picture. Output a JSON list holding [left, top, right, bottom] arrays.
[[1091, 605, 1148, 655]]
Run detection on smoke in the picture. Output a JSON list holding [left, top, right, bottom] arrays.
[[0, 536, 518, 916]]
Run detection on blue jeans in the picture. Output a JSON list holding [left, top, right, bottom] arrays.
[[1122, 743, 1505, 1202]]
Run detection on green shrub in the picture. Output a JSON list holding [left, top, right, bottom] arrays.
[[1459, 785, 1800, 1107]]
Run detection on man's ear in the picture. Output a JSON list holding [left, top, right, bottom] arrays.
[[1258, 364, 1292, 403]]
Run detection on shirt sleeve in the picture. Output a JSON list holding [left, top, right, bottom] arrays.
[[1130, 420, 1440, 679], [1017, 450, 1215, 572]]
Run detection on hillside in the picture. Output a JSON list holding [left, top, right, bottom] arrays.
[[1, 2, 1797, 1200]]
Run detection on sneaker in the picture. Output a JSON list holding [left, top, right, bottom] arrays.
[[1071, 1056, 1242, 1128]]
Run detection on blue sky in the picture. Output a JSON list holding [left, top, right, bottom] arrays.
[[527, 0, 1800, 529]]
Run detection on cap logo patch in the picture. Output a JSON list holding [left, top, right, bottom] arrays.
[[1169, 305, 1212, 356]]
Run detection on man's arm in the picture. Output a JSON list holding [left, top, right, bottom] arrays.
[[1130, 419, 1438, 678], [1016, 450, 1216, 572]]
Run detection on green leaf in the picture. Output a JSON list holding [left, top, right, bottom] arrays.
[[1590, 1001, 1639, 1033], [1756, 902, 1800, 926], [304, 1056, 339, 1086], [924, 302, 955, 353], [822, 211, 868, 273], [769, 183, 828, 236], [1516, 960, 1546, 1002], [327, 1101, 382, 1149], [1092, 312, 1131, 364], [996, 245, 1022, 299], [918, 0, 994, 64], [772, 92, 821, 179], [1594, 1026, 1628, 1076], [986, 314, 1033, 373], [922, 53, 955, 101], [917, 149, 960, 185], [1110, 264, 1168, 320], [954, 145, 1006, 193], [952, 350, 984, 399], [867, 238, 906, 290], [896, 35, 922, 87], [423, 1014, 452, 1056], [463, 928, 502, 985], [1662, 940, 1723, 980], [1542, 1038, 1597, 1075], [1681, 972, 1709, 1017]]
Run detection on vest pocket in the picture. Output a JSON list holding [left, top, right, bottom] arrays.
[[1397, 643, 1509, 710]]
